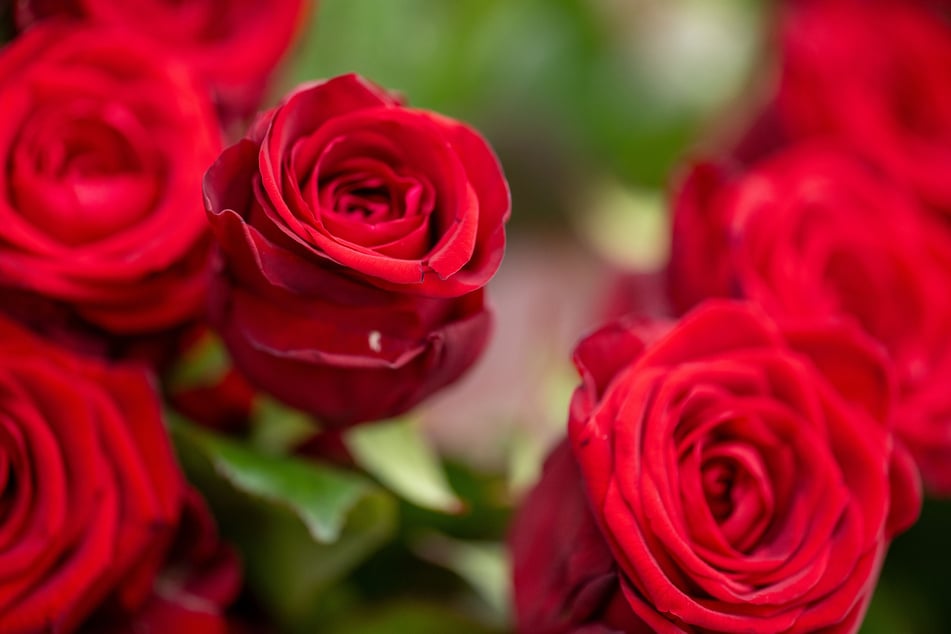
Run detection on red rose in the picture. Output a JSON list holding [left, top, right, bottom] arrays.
[[670, 145, 951, 494], [0, 315, 186, 632], [0, 23, 221, 341], [15, 0, 310, 119], [204, 74, 509, 425], [88, 489, 241, 634], [509, 441, 645, 634], [565, 302, 920, 632], [776, 0, 951, 212]]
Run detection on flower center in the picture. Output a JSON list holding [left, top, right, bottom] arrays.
[[10, 106, 161, 245], [331, 180, 395, 221], [697, 442, 775, 552], [702, 458, 736, 522]]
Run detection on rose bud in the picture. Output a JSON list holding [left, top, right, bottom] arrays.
[[0, 315, 192, 632], [776, 0, 951, 213], [0, 23, 221, 353], [530, 301, 918, 633], [204, 74, 510, 426], [14, 0, 311, 121], [669, 144, 951, 495]]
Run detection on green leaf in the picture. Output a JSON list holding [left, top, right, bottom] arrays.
[[413, 533, 511, 625], [249, 395, 319, 455], [165, 331, 231, 391], [173, 417, 366, 542], [346, 418, 464, 514], [170, 417, 397, 629], [239, 491, 395, 629], [325, 601, 500, 634], [861, 579, 924, 634]]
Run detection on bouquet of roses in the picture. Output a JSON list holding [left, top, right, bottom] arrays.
[[0, 0, 949, 632]]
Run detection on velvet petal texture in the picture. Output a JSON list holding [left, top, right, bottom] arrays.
[[562, 302, 920, 633], [777, 0, 951, 213], [509, 441, 647, 634], [15, 0, 311, 119], [88, 489, 242, 633], [0, 316, 185, 633], [204, 75, 509, 426], [669, 145, 951, 494], [212, 74, 511, 298], [0, 22, 221, 341]]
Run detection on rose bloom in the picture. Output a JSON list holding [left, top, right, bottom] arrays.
[[512, 302, 921, 633], [204, 74, 510, 426], [670, 144, 951, 494], [0, 316, 237, 632], [0, 23, 221, 348], [89, 490, 241, 633], [15, 0, 310, 119], [776, 0, 951, 212]]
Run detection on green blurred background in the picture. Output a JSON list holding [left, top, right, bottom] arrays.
[[281, 0, 765, 225]]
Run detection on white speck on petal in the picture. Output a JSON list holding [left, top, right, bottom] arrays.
[[369, 331, 382, 353]]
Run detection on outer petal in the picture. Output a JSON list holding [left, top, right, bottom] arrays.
[[510, 441, 644, 634]]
